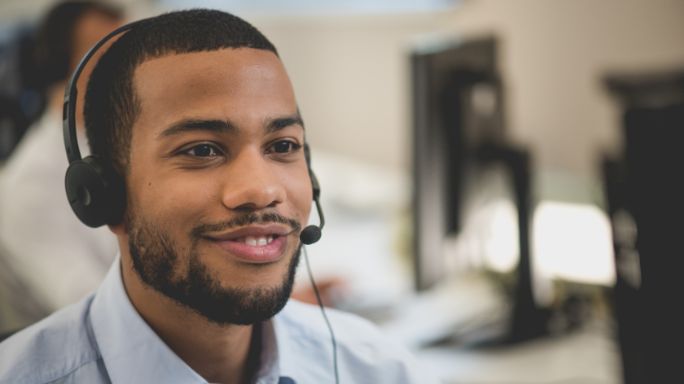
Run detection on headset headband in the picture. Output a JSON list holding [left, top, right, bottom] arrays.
[[62, 19, 148, 163], [61, 15, 323, 236]]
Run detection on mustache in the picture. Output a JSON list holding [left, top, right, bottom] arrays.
[[190, 212, 302, 238]]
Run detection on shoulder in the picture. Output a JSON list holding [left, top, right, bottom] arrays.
[[278, 300, 429, 383], [280, 299, 401, 351], [0, 297, 108, 384]]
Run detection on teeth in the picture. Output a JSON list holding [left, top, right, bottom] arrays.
[[243, 236, 274, 246]]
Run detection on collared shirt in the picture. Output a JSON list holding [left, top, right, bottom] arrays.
[[0, 110, 118, 316], [0, 257, 430, 383]]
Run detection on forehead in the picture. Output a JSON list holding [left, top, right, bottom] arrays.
[[131, 48, 296, 133]]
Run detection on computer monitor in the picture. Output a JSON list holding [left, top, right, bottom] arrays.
[[411, 36, 504, 291], [411, 36, 549, 343], [603, 69, 684, 383]]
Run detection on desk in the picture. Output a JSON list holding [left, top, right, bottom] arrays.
[[413, 324, 621, 384]]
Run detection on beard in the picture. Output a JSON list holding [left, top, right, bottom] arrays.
[[127, 211, 301, 325]]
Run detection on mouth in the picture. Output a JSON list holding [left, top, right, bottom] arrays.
[[201, 224, 294, 264], [230, 234, 277, 246]]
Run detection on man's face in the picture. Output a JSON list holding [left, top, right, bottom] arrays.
[[124, 48, 312, 324]]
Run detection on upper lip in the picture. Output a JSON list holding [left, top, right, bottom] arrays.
[[202, 224, 294, 241]]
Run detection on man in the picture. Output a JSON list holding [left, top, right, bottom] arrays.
[[0, 9, 428, 383], [0, 1, 123, 325]]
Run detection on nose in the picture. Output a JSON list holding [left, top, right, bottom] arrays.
[[220, 148, 286, 211]]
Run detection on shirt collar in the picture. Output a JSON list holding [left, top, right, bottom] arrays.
[[88, 256, 289, 384], [255, 318, 281, 384], [89, 256, 206, 384]]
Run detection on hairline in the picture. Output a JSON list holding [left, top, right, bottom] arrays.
[[119, 46, 282, 174], [83, 10, 281, 178]]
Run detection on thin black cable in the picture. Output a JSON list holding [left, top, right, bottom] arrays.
[[302, 245, 340, 384]]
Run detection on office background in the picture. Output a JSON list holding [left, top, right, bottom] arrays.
[[2, 1, 684, 383]]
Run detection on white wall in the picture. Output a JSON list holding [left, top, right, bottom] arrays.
[[250, 0, 684, 180], [450, 0, 684, 176]]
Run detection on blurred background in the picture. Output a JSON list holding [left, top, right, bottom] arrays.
[[2, 0, 684, 383]]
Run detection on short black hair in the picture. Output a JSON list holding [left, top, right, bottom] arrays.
[[84, 9, 278, 175], [33, 0, 123, 90]]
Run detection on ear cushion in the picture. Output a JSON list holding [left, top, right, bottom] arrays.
[[64, 156, 125, 227]]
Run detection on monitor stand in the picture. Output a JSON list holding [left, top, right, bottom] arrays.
[[465, 145, 550, 348]]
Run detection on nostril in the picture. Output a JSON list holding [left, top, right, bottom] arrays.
[[233, 202, 259, 212], [229, 200, 282, 212]]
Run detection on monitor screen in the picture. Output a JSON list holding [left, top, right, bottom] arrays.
[[411, 36, 550, 343], [411, 36, 505, 290], [443, 161, 519, 276]]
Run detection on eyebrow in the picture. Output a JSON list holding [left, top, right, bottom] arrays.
[[159, 119, 234, 138], [266, 114, 305, 133], [159, 113, 304, 138]]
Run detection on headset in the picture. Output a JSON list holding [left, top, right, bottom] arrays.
[[62, 19, 325, 244]]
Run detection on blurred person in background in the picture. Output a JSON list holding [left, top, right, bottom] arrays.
[[0, 0, 124, 330], [0, 25, 44, 161]]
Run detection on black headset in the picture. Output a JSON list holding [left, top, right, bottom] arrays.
[[62, 18, 324, 244]]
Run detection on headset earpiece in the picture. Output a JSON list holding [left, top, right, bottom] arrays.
[[64, 156, 125, 227], [62, 21, 144, 228]]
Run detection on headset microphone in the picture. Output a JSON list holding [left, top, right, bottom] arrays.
[[300, 198, 324, 245], [300, 166, 324, 245]]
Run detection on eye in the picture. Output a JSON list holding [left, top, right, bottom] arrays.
[[184, 143, 222, 157], [268, 140, 301, 154]]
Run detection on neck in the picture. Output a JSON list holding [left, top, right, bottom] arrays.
[[120, 255, 259, 384]]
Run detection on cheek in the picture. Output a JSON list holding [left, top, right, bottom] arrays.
[[284, 167, 314, 223], [127, 167, 217, 227], [125, 137, 220, 232]]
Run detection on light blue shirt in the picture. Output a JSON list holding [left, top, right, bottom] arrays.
[[0, 257, 429, 383]]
